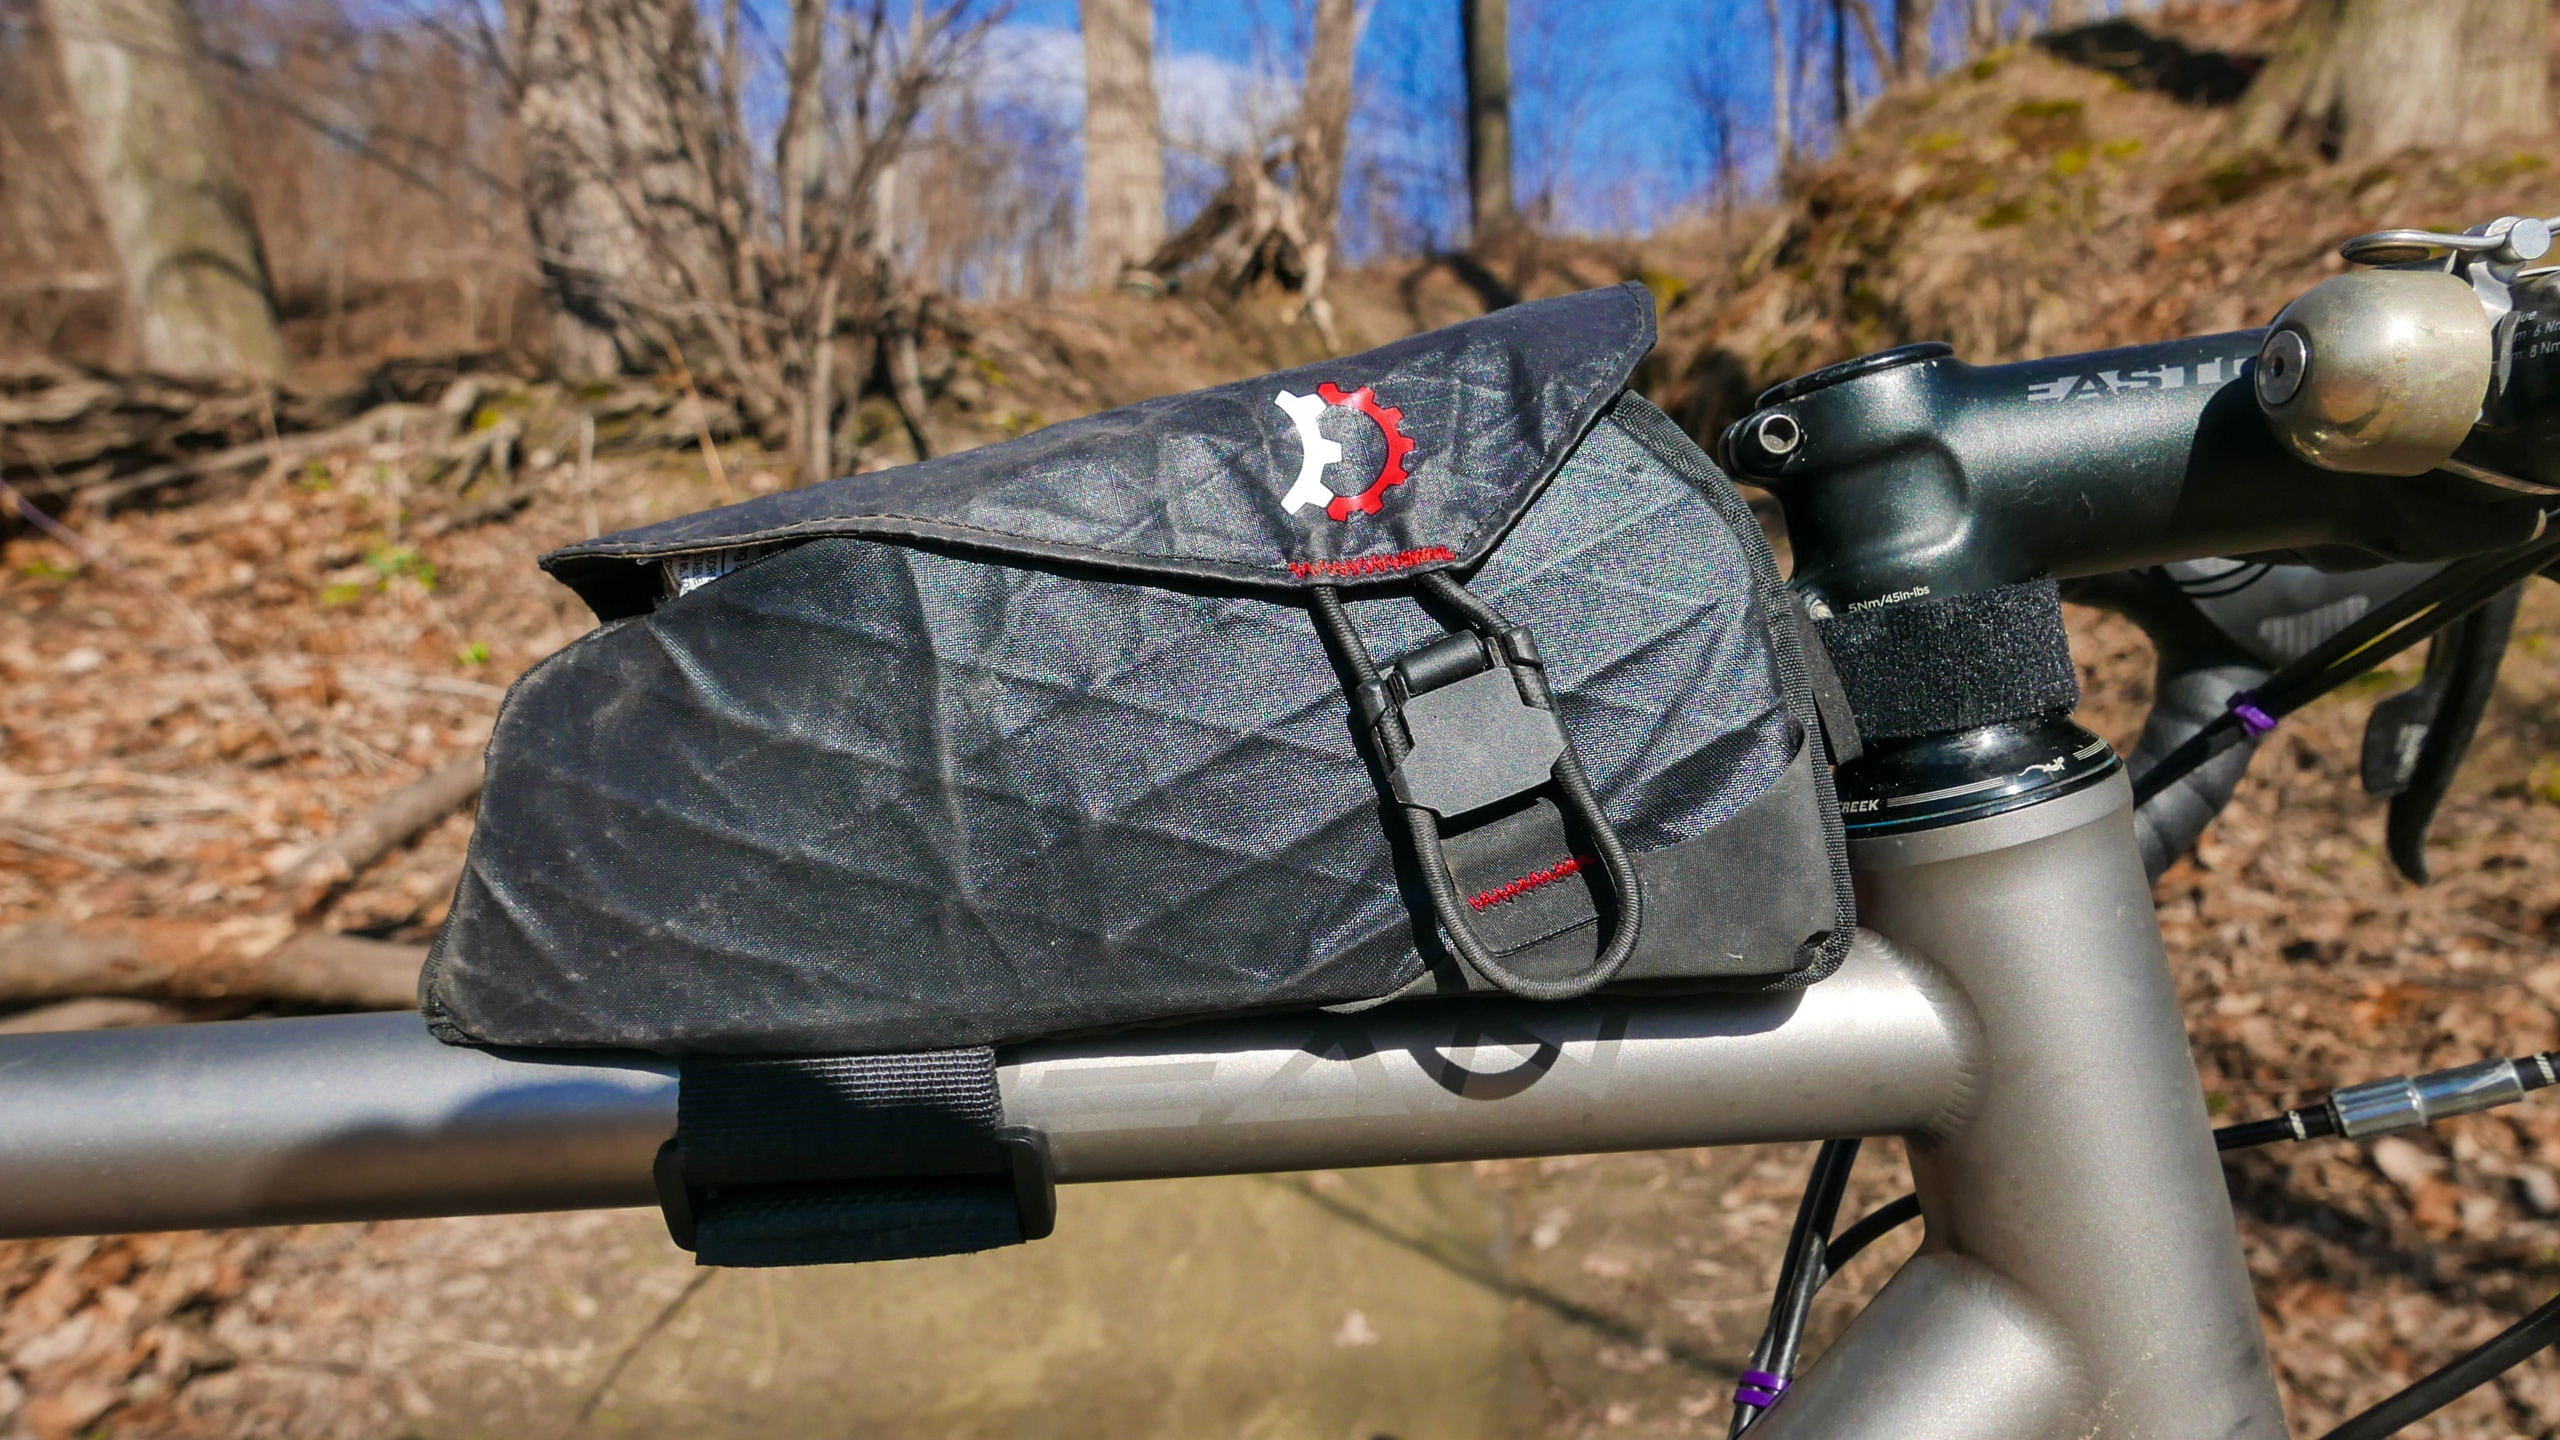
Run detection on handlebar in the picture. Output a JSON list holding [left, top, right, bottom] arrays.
[[1723, 329, 2545, 616], [1724, 216, 2560, 618]]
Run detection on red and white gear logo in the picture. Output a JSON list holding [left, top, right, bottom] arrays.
[[1274, 383, 1417, 522]]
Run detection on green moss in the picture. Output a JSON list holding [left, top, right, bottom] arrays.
[[364, 545, 437, 592], [2458, 153, 2549, 187], [2001, 99, 2089, 155], [2349, 164, 2398, 196], [2157, 152, 2303, 215], [1977, 200, 2031, 230]]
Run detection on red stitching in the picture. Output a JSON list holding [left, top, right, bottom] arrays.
[[1468, 856, 1592, 912], [1288, 545, 1454, 580]]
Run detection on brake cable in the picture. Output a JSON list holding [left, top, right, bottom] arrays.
[[2132, 532, 2560, 807], [1736, 1050, 2560, 1435]]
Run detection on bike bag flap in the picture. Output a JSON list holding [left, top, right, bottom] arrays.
[[422, 285, 1855, 1056]]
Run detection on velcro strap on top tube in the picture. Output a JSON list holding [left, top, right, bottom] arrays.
[[654, 1047, 1055, 1267]]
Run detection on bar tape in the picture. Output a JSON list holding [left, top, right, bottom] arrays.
[[655, 1046, 1055, 1268]]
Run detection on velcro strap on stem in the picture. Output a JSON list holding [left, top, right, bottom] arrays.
[[1812, 578, 2080, 741]]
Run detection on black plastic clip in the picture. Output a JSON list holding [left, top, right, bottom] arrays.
[[1375, 627, 1568, 819], [998, 1126, 1058, 1241]]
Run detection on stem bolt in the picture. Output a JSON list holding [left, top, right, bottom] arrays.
[[2257, 329, 2309, 407], [1750, 411, 1803, 459]]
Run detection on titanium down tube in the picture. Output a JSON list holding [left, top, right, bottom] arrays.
[[1755, 773, 2288, 1440], [0, 934, 1975, 1240]]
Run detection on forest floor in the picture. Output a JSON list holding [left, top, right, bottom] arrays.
[[10, 3, 2560, 1436]]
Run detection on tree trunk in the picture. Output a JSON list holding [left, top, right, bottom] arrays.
[[1766, 0, 1793, 169], [42, 0, 285, 377], [1829, 0, 1851, 131], [510, 0, 724, 378], [2047, 0, 2086, 30], [1967, 0, 1998, 59], [1080, 0, 1163, 290], [1893, 0, 1931, 82], [1293, 0, 1356, 347], [2225, 0, 2548, 161], [1461, 0, 1514, 245]]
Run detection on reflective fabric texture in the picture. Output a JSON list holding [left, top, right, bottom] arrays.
[[544, 284, 1659, 618], [423, 293, 1846, 1056]]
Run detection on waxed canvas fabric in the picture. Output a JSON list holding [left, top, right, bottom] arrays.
[[421, 288, 1852, 1056]]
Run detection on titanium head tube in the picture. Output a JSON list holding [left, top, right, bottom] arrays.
[[0, 936, 1978, 1239], [1761, 777, 2287, 1440]]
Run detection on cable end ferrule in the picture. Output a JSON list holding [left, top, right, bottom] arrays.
[[2226, 691, 2279, 736], [1735, 1370, 1790, 1409], [2330, 1058, 2526, 1139]]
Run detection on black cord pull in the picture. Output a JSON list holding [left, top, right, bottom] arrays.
[[1306, 578, 1644, 1002]]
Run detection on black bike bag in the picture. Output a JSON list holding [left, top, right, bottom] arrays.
[[421, 284, 1854, 1063]]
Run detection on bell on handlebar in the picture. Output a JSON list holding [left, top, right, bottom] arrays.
[[2254, 269, 2494, 477]]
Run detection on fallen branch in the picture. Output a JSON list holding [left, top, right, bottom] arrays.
[[275, 754, 486, 912], [0, 997, 195, 1035], [0, 918, 425, 1010], [416, 483, 535, 537]]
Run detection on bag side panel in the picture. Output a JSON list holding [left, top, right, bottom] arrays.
[[428, 541, 1427, 1054], [427, 392, 1819, 1053]]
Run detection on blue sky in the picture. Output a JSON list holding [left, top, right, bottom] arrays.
[[923, 0, 2122, 297], [978, 0, 2055, 255]]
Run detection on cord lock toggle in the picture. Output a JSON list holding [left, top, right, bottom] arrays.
[[1379, 629, 1567, 818]]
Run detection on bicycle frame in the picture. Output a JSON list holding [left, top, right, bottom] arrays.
[[0, 770, 2286, 1437], [29, 229, 2554, 1434]]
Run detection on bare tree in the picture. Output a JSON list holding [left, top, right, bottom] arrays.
[[1766, 0, 1793, 170], [1966, 0, 1997, 59], [506, 0, 1002, 481], [1292, 0, 1357, 347], [1892, 0, 1931, 83], [42, 0, 285, 376], [2225, 0, 2548, 161], [508, 0, 718, 379], [1080, 0, 1162, 290], [1124, 0, 1355, 337], [1682, 29, 1746, 238], [1461, 0, 1515, 245]]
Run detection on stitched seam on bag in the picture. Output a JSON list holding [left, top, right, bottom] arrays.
[[1609, 394, 1858, 988], [1289, 546, 1456, 580], [1468, 855, 1591, 912]]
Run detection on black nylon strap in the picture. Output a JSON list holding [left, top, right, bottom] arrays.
[[1813, 579, 2080, 741], [660, 1047, 1052, 1267], [694, 1178, 1026, 1268], [678, 1048, 1003, 1186], [1791, 596, 1864, 766]]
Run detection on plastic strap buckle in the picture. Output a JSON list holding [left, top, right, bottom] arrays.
[[1375, 627, 1568, 818]]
